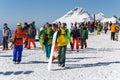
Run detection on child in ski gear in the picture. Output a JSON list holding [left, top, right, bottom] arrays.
[[2, 23, 12, 50], [57, 23, 71, 67], [71, 23, 80, 51], [27, 24, 36, 49], [43, 24, 54, 58], [13, 22, 23, 64]]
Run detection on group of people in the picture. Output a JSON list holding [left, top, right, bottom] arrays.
[[39, 22, 89, 67], [2, 21, 36, 64], [2, 20, 120, 67]]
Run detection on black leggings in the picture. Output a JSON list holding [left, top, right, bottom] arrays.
[[3, 36, 8, 49], [111, 32, 115, 40]]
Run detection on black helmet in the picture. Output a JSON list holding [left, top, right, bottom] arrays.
[[4, 23, 7, 26]]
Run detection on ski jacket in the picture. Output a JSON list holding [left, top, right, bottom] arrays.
[[14, 28, 23, 46], [71, 27, 80, 38], [43, 28, 54, 45], [3, 27, 12, 37], [27, 28, 36, 38], [57, 27, 71, 46], [79, 25, 84, 38], [82, 29, 88, 39], [111, 24, 116, 32]]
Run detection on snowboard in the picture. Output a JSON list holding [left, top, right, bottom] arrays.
[[48, 31, 58, 71]]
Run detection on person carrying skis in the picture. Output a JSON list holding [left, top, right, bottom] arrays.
[[2, 23, 12, 50], [12, 22, 24, 64], [57, 23, 71, 67], [71, 23, 80, 51], [43, 24, 54, 58]]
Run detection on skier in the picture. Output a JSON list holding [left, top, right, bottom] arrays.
[[71, 23, 80, 51], [2, 23, 12, 50], [57, 23, 71, 67], [13, 22, 23, 64], [27, 24, 36, 49], [43, 24, 54, 58]]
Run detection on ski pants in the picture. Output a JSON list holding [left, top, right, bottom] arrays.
[[111, 32, 115, 40], [13, 45, 23, 62], [58, 46, 67, 64], [45, 44, 52, 58], [3, 36, 8, 49], [27, 38, 36, 49], [72, 38, 79, 49], [81, 38, 87, 49], [40, 37, 45, 50]]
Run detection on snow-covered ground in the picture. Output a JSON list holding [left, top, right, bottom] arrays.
[[1, 31, 120, 80]]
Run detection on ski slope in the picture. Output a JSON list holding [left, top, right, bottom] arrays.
[[0, 31, 120, 80]]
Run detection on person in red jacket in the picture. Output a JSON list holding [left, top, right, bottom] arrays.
[[13, 22, 23, 64]]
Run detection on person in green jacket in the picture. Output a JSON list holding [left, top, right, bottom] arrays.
[[39, 25, 46, 51], [81, 27, 88, 49], [97, 23, 101, 35], [43, 24, 54, 58]]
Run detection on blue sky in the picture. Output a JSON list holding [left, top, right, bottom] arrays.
[[0, 0, 120, 29]]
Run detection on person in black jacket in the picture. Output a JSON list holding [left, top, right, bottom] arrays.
[[27, 24, 36, 49], [71, 23, 80, 51]]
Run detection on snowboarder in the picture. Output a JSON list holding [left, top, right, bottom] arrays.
[[57, 23, 71, 67], [2, 23, 12, 50]]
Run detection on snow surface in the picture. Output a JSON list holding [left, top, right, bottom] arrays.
[[1, 31, 120, 80]]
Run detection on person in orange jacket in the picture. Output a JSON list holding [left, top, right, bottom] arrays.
[[13, 22, 24, 64], [110, 23, 117, 40]]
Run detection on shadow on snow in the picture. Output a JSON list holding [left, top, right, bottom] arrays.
[[53, 61, 120, 71], [0, 71, 33, 76]]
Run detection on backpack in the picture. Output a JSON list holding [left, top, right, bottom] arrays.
[[15, 29, 23, 39]]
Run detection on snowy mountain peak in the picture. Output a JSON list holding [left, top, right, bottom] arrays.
[[54, 7, 93, 28], [65, 7, 88, 18], [94, 12, 106, 21]]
